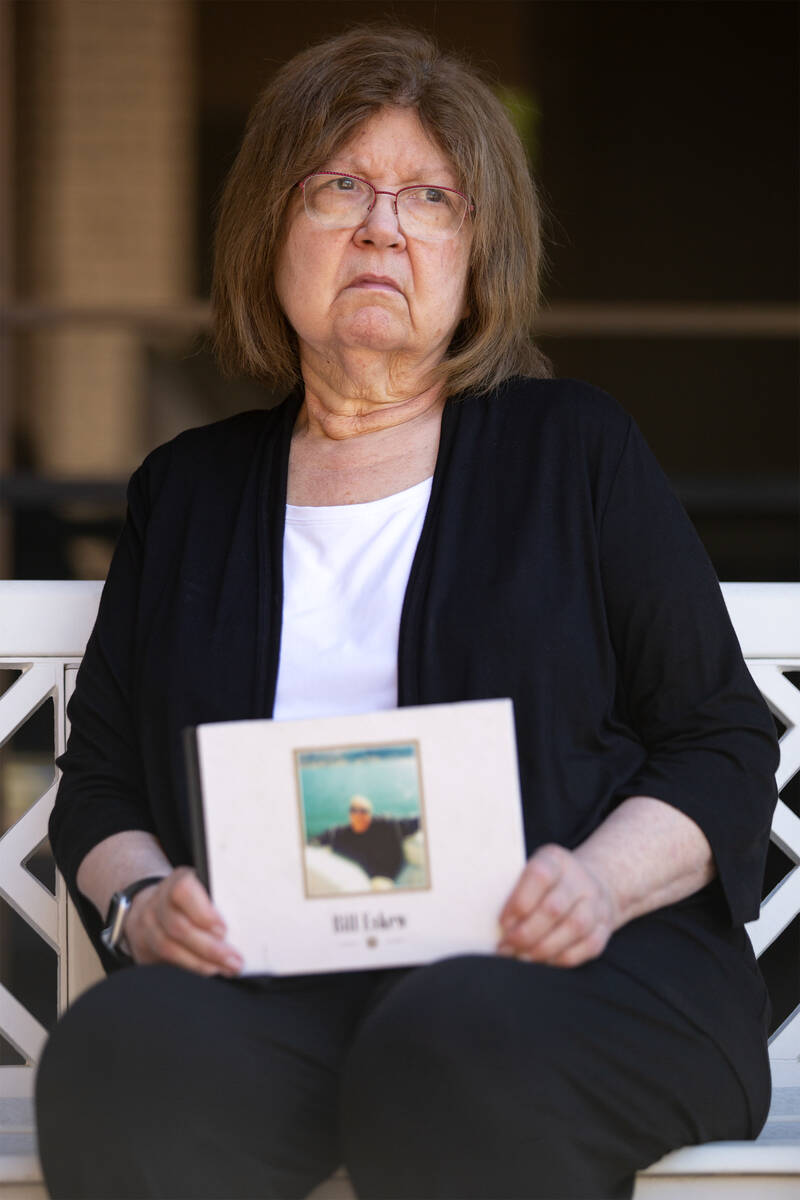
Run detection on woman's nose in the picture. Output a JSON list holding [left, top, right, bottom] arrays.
[[354, 192, 406, 250]]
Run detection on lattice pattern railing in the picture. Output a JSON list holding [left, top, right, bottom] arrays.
[[0, 582, 104, 1100], [0, 660, 65, 1070], [744, 659, 800, 1078], [0, 581, 798, 1101]]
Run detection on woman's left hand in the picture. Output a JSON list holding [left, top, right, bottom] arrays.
[[497, 843, 621, 968]]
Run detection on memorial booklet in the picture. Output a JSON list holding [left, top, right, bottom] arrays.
[[184, 698, 526, 975]]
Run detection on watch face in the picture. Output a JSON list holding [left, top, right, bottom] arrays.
[[102, 892, 129, 951], [100, 878, 163, 959]]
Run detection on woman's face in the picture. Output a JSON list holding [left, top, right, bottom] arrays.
[[275, 106, 472, 382]]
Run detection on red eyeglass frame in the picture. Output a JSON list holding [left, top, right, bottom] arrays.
[[298, 171, 475, 229]]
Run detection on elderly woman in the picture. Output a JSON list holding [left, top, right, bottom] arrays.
[[36, 26, 777, 1200]]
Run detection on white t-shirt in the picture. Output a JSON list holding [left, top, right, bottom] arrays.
[[272, 477, 433, 720]]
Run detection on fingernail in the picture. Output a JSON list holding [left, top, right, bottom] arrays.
[[224, 954, 243, 972]]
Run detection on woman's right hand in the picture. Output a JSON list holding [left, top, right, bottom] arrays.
[[124, 867, 244, 977]]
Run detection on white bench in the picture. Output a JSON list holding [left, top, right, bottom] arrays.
[[1, 580, 799, 1199]]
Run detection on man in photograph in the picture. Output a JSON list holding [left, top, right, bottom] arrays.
[[313, 795, 420, 882]]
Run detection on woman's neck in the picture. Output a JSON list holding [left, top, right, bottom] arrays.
[[288, 373, 445, 506], [297, 383, 445, 444], [296, 354, 445, 443]]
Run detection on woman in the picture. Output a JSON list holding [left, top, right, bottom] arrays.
[[36, 26, 778, 1200]]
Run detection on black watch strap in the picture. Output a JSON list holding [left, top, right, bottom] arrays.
[[100, 875, 166, 960]]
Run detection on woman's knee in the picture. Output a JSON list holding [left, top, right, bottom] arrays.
[[341, 952, 578, 1176], [36, 965, 353, 1199], [36, 964, 219, 1131], [343, 956, 642, 1198], [340, 952, 755, 1199], [345, 954, 570, 1091]]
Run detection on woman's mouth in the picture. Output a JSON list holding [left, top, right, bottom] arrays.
[[346, 274, 402, 293]]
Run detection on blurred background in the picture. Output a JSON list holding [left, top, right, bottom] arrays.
[[0, 0, 798, 1054], [1, 0, 798, 584]]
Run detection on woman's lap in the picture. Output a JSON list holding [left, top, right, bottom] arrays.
[[36, 951, 764, 1200]]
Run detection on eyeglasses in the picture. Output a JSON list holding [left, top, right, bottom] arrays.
[[349, 805, 371, 815], [299, 172, 473, 242]]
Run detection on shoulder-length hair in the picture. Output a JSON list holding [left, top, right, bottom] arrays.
[[212, 25, 551, 397]]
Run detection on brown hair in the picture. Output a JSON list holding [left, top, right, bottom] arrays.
[[212, 25, 550, 396]]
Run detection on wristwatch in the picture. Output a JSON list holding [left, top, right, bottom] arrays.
[[100, 876, 165, 960]]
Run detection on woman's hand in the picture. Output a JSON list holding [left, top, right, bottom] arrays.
[[497, 843, 620, 968], [124, 867, 244, 977], [497, 797, 716, 968]]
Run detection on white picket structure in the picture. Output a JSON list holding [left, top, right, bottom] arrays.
[[0, 579, 799, 1199]]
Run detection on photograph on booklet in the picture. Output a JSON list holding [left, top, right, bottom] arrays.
[[297, 740, 429, 898]]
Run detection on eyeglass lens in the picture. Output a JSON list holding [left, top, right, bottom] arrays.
[[303, 174, 467, 240]]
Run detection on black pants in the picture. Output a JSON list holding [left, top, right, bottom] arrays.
[[36, 953, 759, 1200]]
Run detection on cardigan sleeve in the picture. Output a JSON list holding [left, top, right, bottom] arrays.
[[598, 415, 779, 926], [49, 460, 159, 960]]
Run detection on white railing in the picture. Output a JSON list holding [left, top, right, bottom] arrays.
[[725, 584, 800, 1087], [0, 581, 104, 1102]]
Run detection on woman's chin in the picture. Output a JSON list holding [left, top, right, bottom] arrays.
[[334, 308, 409, 353]]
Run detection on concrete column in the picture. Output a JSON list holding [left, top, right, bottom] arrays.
[[21, 0, 195, 477]]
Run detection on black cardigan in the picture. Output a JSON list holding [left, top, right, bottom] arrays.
[[52, 377, 778, 1109]]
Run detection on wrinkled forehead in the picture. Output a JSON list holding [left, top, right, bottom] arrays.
[[323, 106, 461, 188]]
